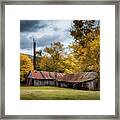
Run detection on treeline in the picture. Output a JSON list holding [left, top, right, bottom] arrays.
[[20, 20, 100, 82]]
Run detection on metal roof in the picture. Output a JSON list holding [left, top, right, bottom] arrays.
[[28, 71, 65, 80], [62, 72, 98, 83], [28, 70, 98, 83]]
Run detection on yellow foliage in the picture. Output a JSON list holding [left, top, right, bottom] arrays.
[[20, 54, 33, 81], [39, 56, 49, 70]]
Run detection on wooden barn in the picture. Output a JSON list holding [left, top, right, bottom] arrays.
[[26, 71, 100, 90]]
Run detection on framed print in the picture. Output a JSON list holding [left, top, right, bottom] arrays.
[[0, 0, 119, 119]]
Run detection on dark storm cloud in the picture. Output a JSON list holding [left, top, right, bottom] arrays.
[[20, 39, 32, 49], [20, 33, 32, 49], [20, 20, 48, 32], [37, 34, 63, 47], [20, 20, 73, 54], [20, 33, 65, 50]]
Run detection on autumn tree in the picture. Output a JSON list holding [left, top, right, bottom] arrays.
[[70, 20, 100, 73], [62, 53, 80, 73], [37, 55, 49, 71], [44, 42, 65, 72], [20, 54, 33, 84]]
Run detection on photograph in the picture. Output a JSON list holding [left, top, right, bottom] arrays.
[[20, 20, 100, 100]]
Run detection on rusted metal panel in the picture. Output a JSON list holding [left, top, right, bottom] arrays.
[[27, 71, 98, 88]]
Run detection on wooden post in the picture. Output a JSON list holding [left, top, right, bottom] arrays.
[[33, 38, 36, 70]]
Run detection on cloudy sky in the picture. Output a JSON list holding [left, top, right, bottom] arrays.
[[20, 20, 74, 55]]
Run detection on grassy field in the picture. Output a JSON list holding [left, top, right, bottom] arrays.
[[20, 86, 100, 100]]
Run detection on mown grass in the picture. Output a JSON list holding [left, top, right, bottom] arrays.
[[20, 86, 100, 100]]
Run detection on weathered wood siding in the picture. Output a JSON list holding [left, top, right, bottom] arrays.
[[79, 80, 100, 90], [29, 79, 99, 90], [34, 79, 56, 86]]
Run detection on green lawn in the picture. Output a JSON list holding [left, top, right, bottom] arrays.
[[20, 86, 100, 100]]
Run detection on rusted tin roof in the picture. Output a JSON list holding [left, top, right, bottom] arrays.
[[28, 70, 65, 80], [28, 70, 97, 83], [61, 72, 98, 83], [28, 71, 44, 79]]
